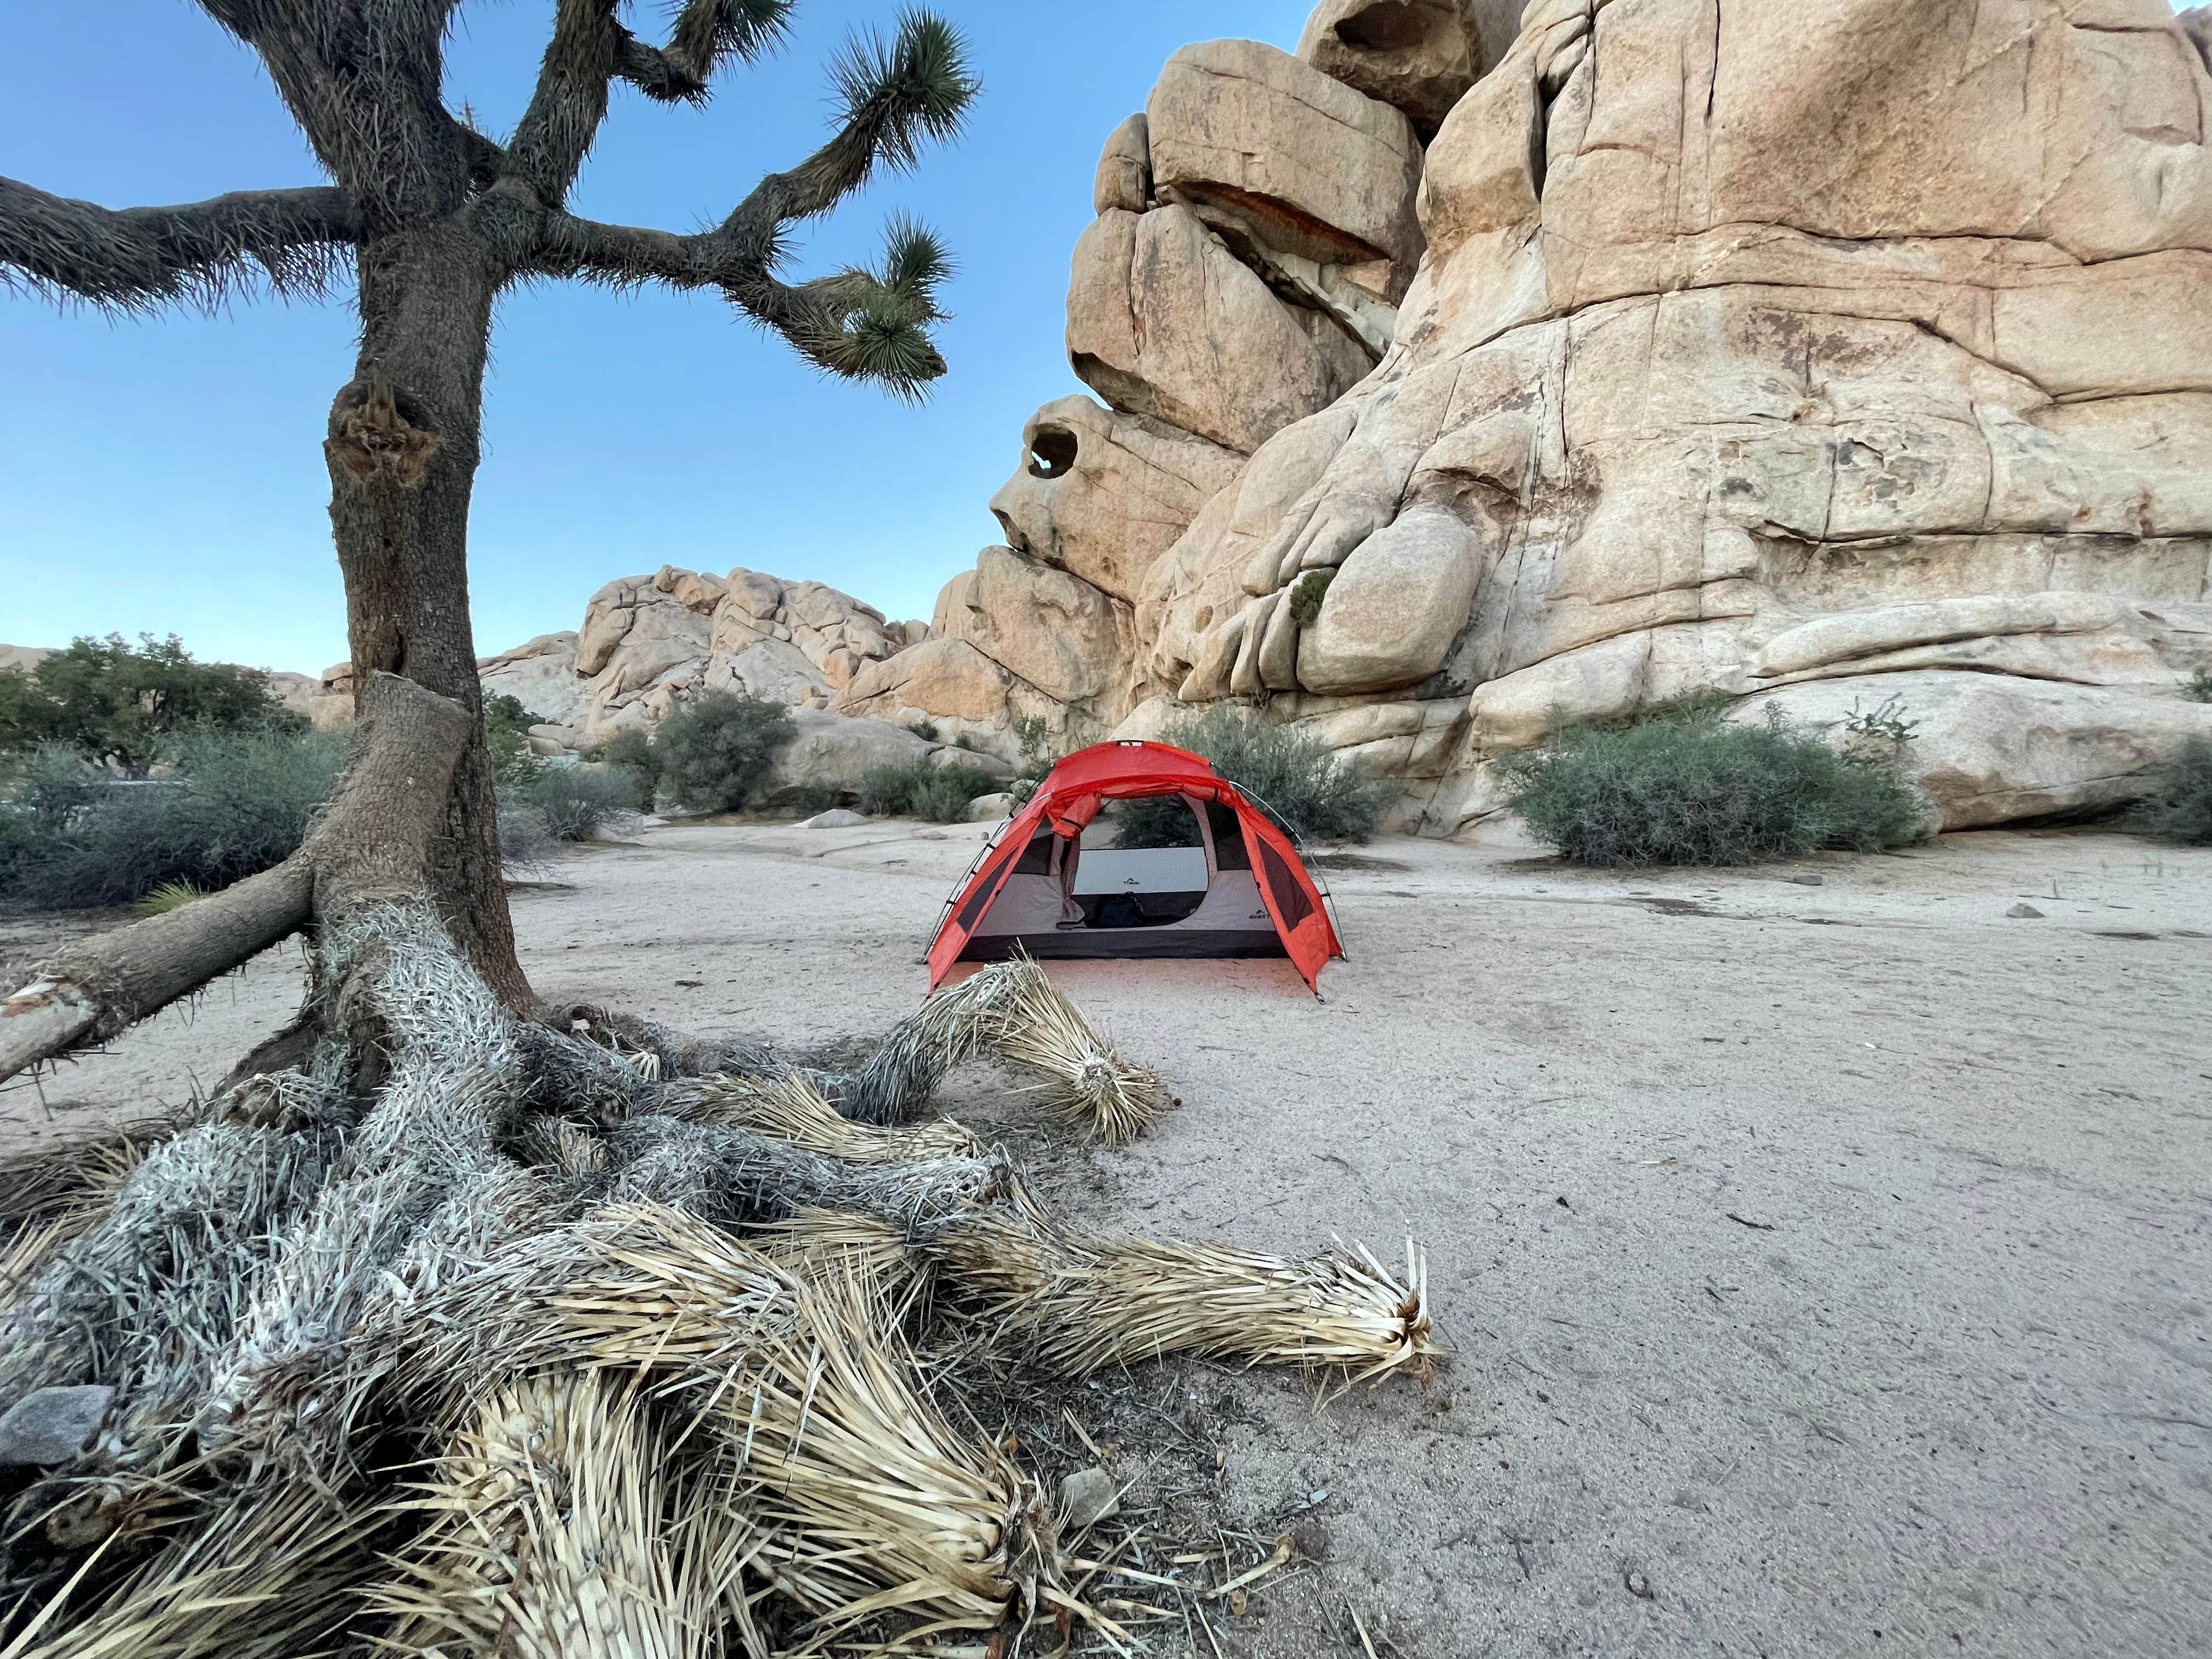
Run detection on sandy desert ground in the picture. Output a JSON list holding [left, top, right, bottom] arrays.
[[3, 821, 2208, 1657]]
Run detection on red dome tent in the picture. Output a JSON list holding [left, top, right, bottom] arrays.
[[926, 740, 1344, 993]]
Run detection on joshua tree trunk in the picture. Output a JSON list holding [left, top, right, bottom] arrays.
[[326, 226, 524, 1005], [0, 0, 977, 1080]]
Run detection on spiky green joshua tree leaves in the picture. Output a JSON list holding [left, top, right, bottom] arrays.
[[0, 1, 979, 1055]]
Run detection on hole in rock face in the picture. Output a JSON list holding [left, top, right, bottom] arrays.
[[1026, 424, 1079, 479], [1335, 1, 1434, 53]]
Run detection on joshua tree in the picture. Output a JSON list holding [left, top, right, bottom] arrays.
[[0, 0, 975, 1073]]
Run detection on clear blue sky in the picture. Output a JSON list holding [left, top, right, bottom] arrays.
[[0, 2, 1307, 675]]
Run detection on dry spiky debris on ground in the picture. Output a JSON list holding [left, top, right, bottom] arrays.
[[0, 926, 1434, 1656]]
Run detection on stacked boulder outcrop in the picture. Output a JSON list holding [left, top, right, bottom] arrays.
[[836, 21, 1465, 754], [884, 0, 2212, 833]]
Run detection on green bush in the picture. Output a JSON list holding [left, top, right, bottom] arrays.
[[857, 759, 929, 816], [4, 744, 105, 833], [1286, 568, 1335, 629], [483, 692, 547, 782], [508, 763, 641, 843], [589, 727, 660, 810], [857, 757, 1000, 821], [2125, 741, 2212, 845], [2183, 670, 2212, 704], [1494, 700, 1927, 867], [1122, 703, 1396, 845], [0, 634, 298, 773], [1, 726, 348, 910], [651, 693, 794, 812]]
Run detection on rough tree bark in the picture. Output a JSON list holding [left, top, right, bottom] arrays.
[[0, 0, 977, 1079], [326, 224, 520, 1004]]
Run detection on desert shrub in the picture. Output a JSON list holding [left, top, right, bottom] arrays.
[[652, 692, 794, 812], [2125, 741, 2212, 845], [1839, 693, 1920, 751], [3, 744, 105, 833], [0, 746, 107, 893], [1286, 567, 1335, 629], [910, 718, 941, 742], [2183, 670, 2212, 704], [509, 763, 640, 843], [1122, 703, 1396, 845], [1005, 715, 1060, 806], [590, 726, 661, 810], [0, 634, 298, 772], [857, 760, 930, 816], [483, 692, 546, 781], [1494, 700, 1927, 867], [858, 757, 998, 821], [915, 765, 998, 823], [2, 725, 348, 910]]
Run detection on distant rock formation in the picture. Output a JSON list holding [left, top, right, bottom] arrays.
[[315, 566, 927, 754], [873, 0, 2212, 831]]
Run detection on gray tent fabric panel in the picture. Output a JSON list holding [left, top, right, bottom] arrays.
[[958, 867, 1282, 958]]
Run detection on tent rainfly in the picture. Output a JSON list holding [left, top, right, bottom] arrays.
[[926, 741, 1344, 993]]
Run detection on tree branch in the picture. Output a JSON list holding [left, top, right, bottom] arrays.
[[515, 10, 974, 396], [506, 0, 794, 206], [531, 209, 952, 396], [190, 1, 478, 224], [0, 177, 355, 312]]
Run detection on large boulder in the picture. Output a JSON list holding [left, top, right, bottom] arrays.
[[1297, 506, 1481, 695], [755, 710, 940, 809], [1093, 113, 1152, 215], [708, 568, 898, 691], [1736, 672, 2212, 828], [961, 545, 1132, 709], [833, 636, 1084, 757], [834, 638, 1030, 743], [1146, 40, 1424, 287], [1066, 206, 1372, 455], [1296, 0, 1488, 140], [986, 396, 1243, 603]]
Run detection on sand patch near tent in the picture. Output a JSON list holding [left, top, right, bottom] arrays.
[[4, 823, 2209, 1656]]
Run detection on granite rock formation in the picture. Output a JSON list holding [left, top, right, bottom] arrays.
[[897, 0, 2212, 832]]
